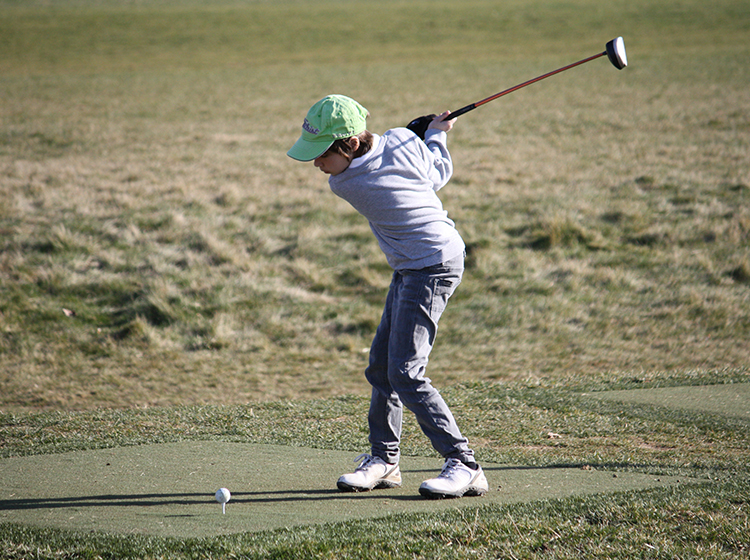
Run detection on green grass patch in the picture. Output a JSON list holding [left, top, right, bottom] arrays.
[[1, 482, 748, 559], [2, 373, 749, 558]]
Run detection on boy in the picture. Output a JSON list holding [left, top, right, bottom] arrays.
[[287, 95, 487, 499]]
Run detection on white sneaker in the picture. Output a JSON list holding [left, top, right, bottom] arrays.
[[337, 454, 402, 492], [419, 458, 489, 499]]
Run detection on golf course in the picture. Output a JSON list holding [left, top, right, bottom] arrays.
[[1, 0, 749, 558]]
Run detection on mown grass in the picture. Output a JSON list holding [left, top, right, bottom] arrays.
[[1, 371, 749, 558], [1, 482, 748, 559], [1, 0, 749, 557]]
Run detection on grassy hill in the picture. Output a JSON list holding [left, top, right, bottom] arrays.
[[1, 1, 748, 557]]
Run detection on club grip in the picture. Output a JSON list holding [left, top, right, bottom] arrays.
[[445, 104, 476, 120]]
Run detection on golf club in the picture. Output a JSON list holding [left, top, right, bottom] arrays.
[[407, 37, 627, 138]]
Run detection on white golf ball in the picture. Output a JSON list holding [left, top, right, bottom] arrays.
[[215, 488, 231, 504]]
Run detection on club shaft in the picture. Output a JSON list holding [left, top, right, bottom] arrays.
[[447, 51, 607, 119]]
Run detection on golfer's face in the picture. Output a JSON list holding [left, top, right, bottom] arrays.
[[313, 150, 350, 176]]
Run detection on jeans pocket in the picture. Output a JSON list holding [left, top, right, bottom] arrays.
[[430, 277, 457, 318]]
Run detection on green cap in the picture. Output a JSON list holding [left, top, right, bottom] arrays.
[[287, 95, 369, 161]]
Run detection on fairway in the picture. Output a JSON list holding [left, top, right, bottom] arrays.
[[3, 383, 744, 538], [1, 441, 690, 538], [588, 383, 750, 420]]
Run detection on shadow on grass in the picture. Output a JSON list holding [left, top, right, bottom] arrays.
[[2, 464, 710, 514], [0, 488, 435, 512], [0, 493, 211, 510], [406, 463, 690, 474]]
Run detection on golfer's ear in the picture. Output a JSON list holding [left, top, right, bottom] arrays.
[[348, 136, 360, 151]]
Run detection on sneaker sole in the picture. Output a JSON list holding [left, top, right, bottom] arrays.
[[419, 484, 488, 500], [337, 479, 402, 492]]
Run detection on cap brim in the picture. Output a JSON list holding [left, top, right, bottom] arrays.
[[287, 135, 333, 162]]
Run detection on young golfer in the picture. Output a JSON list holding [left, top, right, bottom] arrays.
[[287, 94, 487, 499]]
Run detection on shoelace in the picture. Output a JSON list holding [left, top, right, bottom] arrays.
[[353, 453, 377, 472], [437, 458, 463, 478]]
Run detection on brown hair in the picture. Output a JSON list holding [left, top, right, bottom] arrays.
[[325, 130, 374, 161]]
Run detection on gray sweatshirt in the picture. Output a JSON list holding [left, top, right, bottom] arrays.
[[328, 127, 465, 271]]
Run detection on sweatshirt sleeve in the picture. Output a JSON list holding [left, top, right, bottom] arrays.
[[422, 128, 453, 191]]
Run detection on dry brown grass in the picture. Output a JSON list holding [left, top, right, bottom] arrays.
[[1, 0, 749, 413]]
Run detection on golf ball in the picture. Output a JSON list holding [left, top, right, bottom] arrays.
[[215, 488, 231, 504]]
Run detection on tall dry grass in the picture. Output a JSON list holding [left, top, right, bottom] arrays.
[[1, 0, 748, 412]]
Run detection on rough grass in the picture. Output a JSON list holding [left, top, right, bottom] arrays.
[[1, 0, 748, 412]]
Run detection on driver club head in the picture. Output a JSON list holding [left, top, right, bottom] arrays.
[[605, 36, 628, 69]]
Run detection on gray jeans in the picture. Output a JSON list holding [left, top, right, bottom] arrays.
[[365, 253, 475, 465]]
